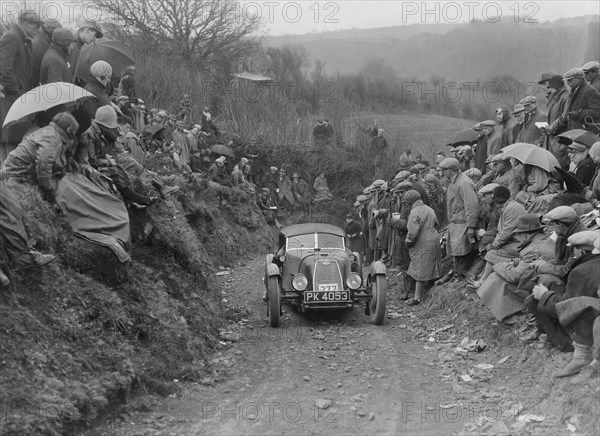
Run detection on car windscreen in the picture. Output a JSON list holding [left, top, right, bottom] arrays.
[[286, 234, 315, 250], [317, 233, 344, 250]]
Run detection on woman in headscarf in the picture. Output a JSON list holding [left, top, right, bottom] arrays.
[[404, 190, 442, 305]]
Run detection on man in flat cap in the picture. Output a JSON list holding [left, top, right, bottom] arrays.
[[0, 10, 43, 160], [437, 157, 480, 284], [545, 75, 571, 168], [582, 61, 600, 93], [69, 20, 103, 86], [511, 104, 526, 141], [30, 18, 61, 88], [544, 68, 600, 136], [531, 231, 600, 378], [517, 95, 547, 145]]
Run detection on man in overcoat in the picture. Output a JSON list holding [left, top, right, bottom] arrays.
[[437, 157, 480, 283]]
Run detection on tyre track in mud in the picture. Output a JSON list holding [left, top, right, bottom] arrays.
[[89, 258, 469, 435]]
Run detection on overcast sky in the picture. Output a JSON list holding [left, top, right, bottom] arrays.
[[246, 1, 600, 35]]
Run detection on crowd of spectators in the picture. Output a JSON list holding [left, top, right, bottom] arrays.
[[348, 63, 600, 383]]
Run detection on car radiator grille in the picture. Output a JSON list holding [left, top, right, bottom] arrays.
[[313, 260, 343, 289]]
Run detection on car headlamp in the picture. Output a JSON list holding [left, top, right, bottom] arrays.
[[346, 272, 362, 290], [292, 274, 308, 291]]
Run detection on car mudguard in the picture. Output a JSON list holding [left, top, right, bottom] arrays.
[[370, 260, 387, 276], [265, 254, 281, 278]]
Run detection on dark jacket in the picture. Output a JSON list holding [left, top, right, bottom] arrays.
[[68, 35, 85, 85], [551, 81, 600, 133], [40, 44, 70, 84], [78, 121, 118, 169], [538, 253, 600, 318], [30, 30, 52, 88], [0, 24, 32, 96], [516, 108, 547, 145], [572, 155, 596, 186], [474, 136, 488, 173]]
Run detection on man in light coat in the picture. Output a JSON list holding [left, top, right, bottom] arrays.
[[437, 158, 480, 283]]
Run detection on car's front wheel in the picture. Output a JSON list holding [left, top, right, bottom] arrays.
[[370, 275, 387, 325], [267, 276, 281, 327]]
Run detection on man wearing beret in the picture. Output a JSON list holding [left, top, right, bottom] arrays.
[[545, 75, 570, 169], [0, 10, 42, 160], [544, 68, 600, 136], [437, 157, 480, 283], [30, 18, 61, 88], [516, 95, 547, 146], [40, 28, 73, 84], [582, 61, 600, 93]]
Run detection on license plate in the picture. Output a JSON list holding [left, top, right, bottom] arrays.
[[304, 290, 349, 302], [318, 283, 339, 292]]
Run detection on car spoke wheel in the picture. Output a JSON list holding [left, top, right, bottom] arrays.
[[268, 276, 281, 327], [370, 275, 387, 325]]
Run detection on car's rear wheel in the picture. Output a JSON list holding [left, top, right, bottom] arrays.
[[268, 276, 281, 327], [370, 275, 387, 325]]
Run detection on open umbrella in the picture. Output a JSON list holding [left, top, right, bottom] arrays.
[[143, 124, 167, 139], [77, 39, 134, 81], [210, 143, 234, 158], [448, 128, 478, 147], [2, 82, 94, 128], [500, 142, 560, 172], [557, 129, 599, 147]]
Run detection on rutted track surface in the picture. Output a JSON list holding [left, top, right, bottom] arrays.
[[88, 258, 474, 435]]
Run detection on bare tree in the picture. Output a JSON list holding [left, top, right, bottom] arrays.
[[89, 0, 263, 69]]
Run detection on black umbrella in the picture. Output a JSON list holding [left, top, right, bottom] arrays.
[[210, 144, 235, 158], [448, 128, 478, 147], [77, 39, 134, 81]]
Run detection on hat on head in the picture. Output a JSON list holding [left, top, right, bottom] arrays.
[[568, 142, 589, 153], [582, 61, 600, 72], [19, 10, 43, 25], [354, 201, 360, 207], [381, 181, 389, 191], [478, 183, 500, 195], [403, 190, 421, 205], [472, 122, 482, 131], [240, 157, 249, 165], [371, 179, 386, 188], [480, 120, 496, 128], [464, 168, 482, 178], [567, 230, 599, 250], [394, 181, 413, 192], [537, 72, 556, 85], [80, 20, 103, 38], [362, 187, 373, 195], [512, 103, 525, 114], [520, 95, 537, 105], [590, 141, 600, 160], [52, 27, 73, 46], [543, 206, 578, 223], [94, 105, 118, 129], [270, 166, 278, 171], [492, 185, 511, 204], [548, 75, 564, 89], [564, 68, 584, 79], [492, 153, 510, 163], [216, 156, 226, 164], [356, 194, 368, 202], [438, 157, 459, 170], [346, 213, 354, 220], [278, 168, 286, 174], [291, 172, 299, 178], [90, 60, 112, 77], [42, 18, 62, 33], [394, 170, 411, 181], [262, 187, 270, 192], [514, 214, 545, 233]]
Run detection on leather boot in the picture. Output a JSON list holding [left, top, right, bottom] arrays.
[[553, 342, 593, 378], [570, 359, 599, 385]]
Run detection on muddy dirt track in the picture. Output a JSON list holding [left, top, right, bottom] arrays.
[[87, 257, 594, 436]]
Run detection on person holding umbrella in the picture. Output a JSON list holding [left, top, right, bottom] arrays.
[[69, 20, 103, 86]]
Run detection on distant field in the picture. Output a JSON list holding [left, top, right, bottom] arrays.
[[358, 112, 476, 161]]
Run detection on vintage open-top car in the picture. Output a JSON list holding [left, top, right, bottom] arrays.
[[263, 223, 387, 327]]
